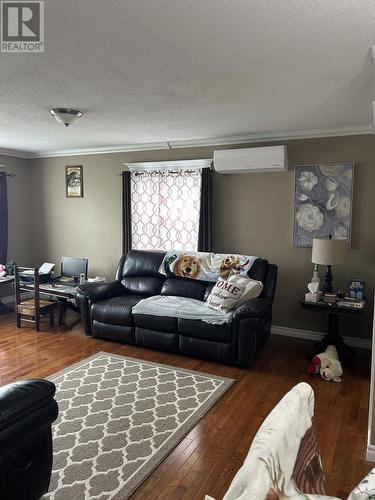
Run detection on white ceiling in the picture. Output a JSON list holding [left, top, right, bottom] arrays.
[[0, 0, 374, 157]]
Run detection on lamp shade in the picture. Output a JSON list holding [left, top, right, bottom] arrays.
[[311, 238, 347, 265]]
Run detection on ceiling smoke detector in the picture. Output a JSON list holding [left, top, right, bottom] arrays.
[[50, 108, 82, 127]]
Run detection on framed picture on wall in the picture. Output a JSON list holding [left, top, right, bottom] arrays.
[[293, 163, 354, 247], [65, 165, 83, 198]]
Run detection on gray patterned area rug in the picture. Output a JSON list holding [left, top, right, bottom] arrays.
[[43, 352, 234, 500]]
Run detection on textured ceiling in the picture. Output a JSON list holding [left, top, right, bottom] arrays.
[[0, 0, 374, 156]]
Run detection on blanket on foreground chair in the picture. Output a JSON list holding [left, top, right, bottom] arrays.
[[205, 383, 343, 500]]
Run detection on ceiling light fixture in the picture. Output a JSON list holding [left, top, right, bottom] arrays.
[[50, 108, 82, 127]]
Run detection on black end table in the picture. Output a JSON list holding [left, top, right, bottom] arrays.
[[300, 299, 365, 364]]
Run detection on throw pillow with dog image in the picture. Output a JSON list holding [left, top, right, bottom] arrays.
[[206, 277, 246, 313]]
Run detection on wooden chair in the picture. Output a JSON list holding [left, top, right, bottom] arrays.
[[14, 266, 57, 331]]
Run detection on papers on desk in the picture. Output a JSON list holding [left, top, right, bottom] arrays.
[[39, 262, 55, 274], [22, 263, 55, 276]]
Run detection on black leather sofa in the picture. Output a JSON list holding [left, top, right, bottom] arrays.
[[77, 250, 278, 367], [0, 379, 58, 500]]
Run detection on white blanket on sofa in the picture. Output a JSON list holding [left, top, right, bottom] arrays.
[[132, 295, 234, 325]]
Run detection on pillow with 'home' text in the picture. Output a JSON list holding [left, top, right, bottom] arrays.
[[206, 277, 245, 313], [226, 274, 263, 306]]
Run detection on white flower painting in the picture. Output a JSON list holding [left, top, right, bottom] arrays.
[[293, 163, 354, 247]]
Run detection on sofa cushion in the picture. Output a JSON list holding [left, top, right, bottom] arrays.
[[179, 335, 234, 364], [133, 313, 178, 333], [178, 318, 232, 343], [92, 321, 135, 344], [121, 250, 166, 278], [121, 277, 164, 296], [248, 258, 268, 283], [91, 295, 143, 326], [161, 278, 207, 301], [135, 327, 179, 352]]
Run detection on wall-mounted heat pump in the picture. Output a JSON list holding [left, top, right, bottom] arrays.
[[213, 145, 288, 174]]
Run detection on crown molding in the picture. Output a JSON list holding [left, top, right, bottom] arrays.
[[28, 142, 171, 159], [0, 147, 32, 159], [1, 124, 373, 159], [168, 124, 373, 149]]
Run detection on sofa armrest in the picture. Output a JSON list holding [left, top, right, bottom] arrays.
[[77, 280, 125, 302], [76, 280, 126, 336], [0, 380, 57, 431], [233, 297, 273, 319]]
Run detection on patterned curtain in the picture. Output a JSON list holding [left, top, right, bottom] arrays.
[[130, 170, 201, 251], [122, 171, 132, 254], [0, 172, 8, 264], [198, 167, 213, 252]]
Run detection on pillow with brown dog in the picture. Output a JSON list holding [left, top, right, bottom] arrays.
[[206, 277, 246, 313]]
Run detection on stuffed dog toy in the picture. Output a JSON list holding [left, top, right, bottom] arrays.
[[307, 345, 343, 383]]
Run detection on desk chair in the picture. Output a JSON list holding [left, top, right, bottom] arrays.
[[14, 267, 57, 332]]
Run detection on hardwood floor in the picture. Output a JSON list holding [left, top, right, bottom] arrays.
[[0, 312, 372, 499]]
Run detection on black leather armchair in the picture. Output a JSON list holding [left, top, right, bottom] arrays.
[[0, 380, 58, 500], [77, 251, 278, 367]]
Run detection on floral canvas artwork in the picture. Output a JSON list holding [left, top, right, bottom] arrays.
[[293, 163, 354, 247]]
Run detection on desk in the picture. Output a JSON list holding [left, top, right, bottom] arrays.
[[19, 282, 80, 325], [0, 276, 14, 314]]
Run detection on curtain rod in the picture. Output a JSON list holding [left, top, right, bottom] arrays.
[[116, 169, 202, 176]]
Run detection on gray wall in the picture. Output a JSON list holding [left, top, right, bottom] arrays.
[[0, 154, 34, 297], [22, 134, 375, 338]]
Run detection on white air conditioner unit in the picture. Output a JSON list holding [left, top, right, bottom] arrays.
[[213, 145, 288, 174]]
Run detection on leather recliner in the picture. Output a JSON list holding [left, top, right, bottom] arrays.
[[77, 250, 278, 367], [0, 379, 59, 500]]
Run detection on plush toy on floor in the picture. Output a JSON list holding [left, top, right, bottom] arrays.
[[307, 344, 343, 383]]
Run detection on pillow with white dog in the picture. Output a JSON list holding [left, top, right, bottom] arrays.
[[206, 274, 264, 313]]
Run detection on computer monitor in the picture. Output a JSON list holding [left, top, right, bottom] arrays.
[[60, 257, 88, 280]]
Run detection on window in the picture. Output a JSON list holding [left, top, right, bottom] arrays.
[[123, 159, 212, 253], [131, 169, 202, 251]]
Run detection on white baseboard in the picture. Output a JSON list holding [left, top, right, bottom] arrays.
[[271, 325, 371, 350], [367, 444, 375, 462]]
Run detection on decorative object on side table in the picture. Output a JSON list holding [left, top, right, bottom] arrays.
[[293, 162, 354, 247], [304, 281, 322, 303], [312, 235, 347, 293], [349, 278, 364, 300], [65, 165, 83, 198]]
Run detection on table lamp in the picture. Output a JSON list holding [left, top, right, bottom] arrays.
[[311, 236, 347, 293]]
